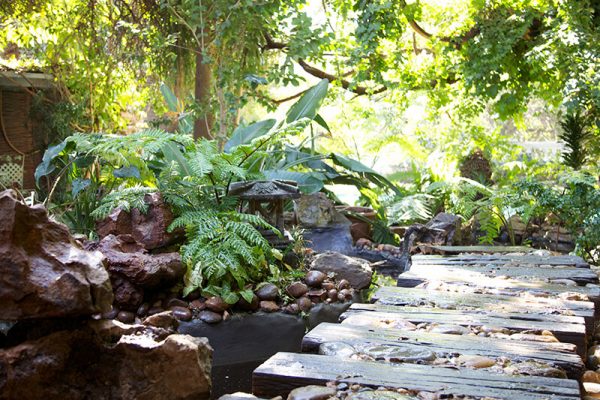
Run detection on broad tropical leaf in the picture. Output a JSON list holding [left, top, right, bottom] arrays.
[[286, 79, 329, 124]]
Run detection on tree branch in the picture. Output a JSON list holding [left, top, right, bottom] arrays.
[[297, 59, 386, 96], [408, 19, 480, 48], [263, 32, 287, 50], [263, 32, 386, 96]]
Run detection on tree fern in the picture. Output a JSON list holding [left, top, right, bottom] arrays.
[[559, 112, 591, 170]]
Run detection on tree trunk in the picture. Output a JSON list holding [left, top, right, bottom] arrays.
[[193, 49, 213, 140]]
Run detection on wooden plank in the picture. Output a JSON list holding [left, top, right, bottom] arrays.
[[420, 245, 535, 254], [407, 262, 598, 285], [372, 286, 596, 327], [412, 254, 589, 268], [342, 304, 587, 356], [396, 270, 600, 304], [253, 352, 581, 400], [302, 322, 585, 379]]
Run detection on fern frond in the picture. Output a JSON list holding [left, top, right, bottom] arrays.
[[90, 185, 155, 219]]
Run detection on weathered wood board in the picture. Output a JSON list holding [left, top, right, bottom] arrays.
[[396, 270, 600, 304], [342, 304, 587, 356], [419, 245, 535, 255], [412, 253, 589, 268], [372, 286, 596, 326], [302, 322, 585, 379], [252, 352, 581, 399], [406, 261, 598, 285]]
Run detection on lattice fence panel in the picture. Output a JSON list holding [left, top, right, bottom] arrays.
[[0, 154, 24, 188]]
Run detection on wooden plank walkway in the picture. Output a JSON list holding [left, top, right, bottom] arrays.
[[342, 304, 588, 355], [302, 322, 585, 379], [372, 286, 596, 324], [254, 353, 581, 400], [253, 247, 599, 399]]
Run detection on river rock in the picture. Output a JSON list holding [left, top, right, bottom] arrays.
[[0, 322, 212, 399], [284, 303, 300, 314], [117, 310, 136, 324], [583, 371, 600, 383], [457, 354, 496, 368], [256, 283, 279, 300], [319, 341, 356, 358], [137, 302, 150, 317], [237, 294, 259, 311], [504, 360, 567, 378], [205, 296, 230, 313], [168, 298, 189, 308], [309, 252, 373, 289], [171, 306, 193, 321], [429, 324, 470, 335], [259, 301, 280, 313], [305, 270, 326, 287], [198, 310, 223, 324], [92, 234, 183, 289], [0, 189, 113, 319], [362, 344, 435, 362], [190, 299, 207, 311], [297, 296, 313, 312], [287, 385, 336, 400], [287, 282, 309, 298], [347, 391, 418, 399], [96, 192, 183, 250]]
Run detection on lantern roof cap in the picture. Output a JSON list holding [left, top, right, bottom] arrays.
[[229, 180, 301, 200]]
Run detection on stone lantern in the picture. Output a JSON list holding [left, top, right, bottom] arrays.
[[228, 180, 301, 248]]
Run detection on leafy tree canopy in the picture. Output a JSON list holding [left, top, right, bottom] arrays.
[[1, 0, 598, 132]]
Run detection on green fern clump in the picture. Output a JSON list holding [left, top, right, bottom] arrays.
[[510, 171, 600, 262], [170, 209, 278, 301]]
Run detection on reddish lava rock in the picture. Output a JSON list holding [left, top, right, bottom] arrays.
[[96, 192, 184, 250], [0, 190, 113, 319]]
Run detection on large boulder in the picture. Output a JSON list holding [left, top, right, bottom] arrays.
[[309, 252, 373, 289], [294, 193, 348, 228], [92, 234, 184, 290], [403, 212, 462, 252], [96, 192, 183, 250], [0, 320, 212, 400], [0, 190, 112, 319]]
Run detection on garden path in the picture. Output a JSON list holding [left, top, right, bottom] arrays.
[[252, 247, 599, 399]]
